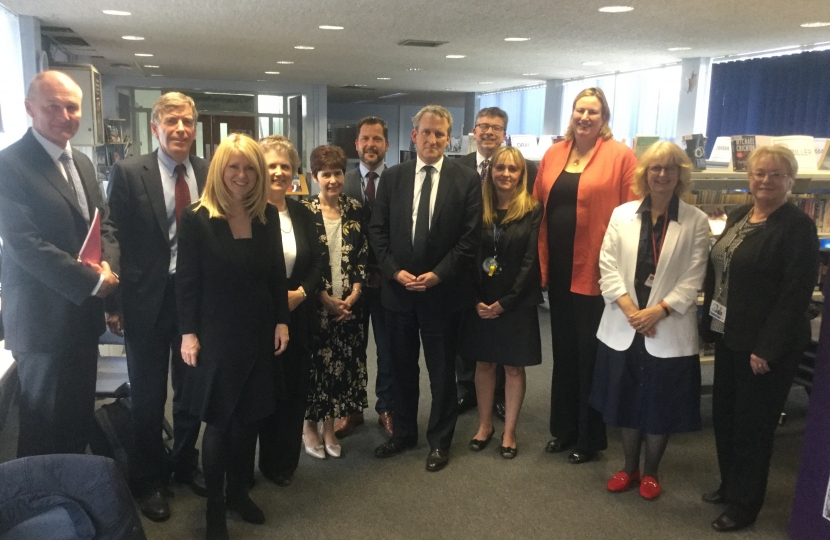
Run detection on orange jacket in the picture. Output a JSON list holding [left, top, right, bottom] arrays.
[[533, 137, 637, 295]]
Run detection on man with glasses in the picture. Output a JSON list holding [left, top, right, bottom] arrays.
[[455, 107, 539, 418]]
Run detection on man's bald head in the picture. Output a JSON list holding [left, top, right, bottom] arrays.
[[25, 71, 83, 147]]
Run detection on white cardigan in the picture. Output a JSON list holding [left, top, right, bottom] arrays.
[[596, 198, 710, 358]]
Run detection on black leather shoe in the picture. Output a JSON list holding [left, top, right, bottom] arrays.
[[468, 427, 495, 451], [457, 395, 478, 414], [499, 435, 517, 459], [567, 451, 595, 464], [374, 438, 417, 458], [493, 401, 506, 421], [545, 438, 575, 453], [174, 467, 208, 498], [425, 448, 449, 472], [260, 467, 292, 487], [227, 494, 265, 524], [702, 489, 727, 504], [711, 509, 755, 532], [139, 489, 170, 522]]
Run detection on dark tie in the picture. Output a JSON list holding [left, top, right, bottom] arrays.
[[364, 171, 377, 202], [412, 165, 433, 262], [58, 150, 90, 223], [174, 164, 191, 226], [479, 159, 490, 183]]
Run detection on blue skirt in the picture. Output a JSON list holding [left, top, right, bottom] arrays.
[[589, 333, 701, 434]]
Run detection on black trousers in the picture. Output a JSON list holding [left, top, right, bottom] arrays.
[[15, 336, 98, 457], [548, 289, 607, 453], [203, 417, 258, 502], [361, 287, 395, 414], [387, 299, 460, 449], [257, 335, 311, 478], [125, 278, 201, 493], [712, 339, 797, 520]]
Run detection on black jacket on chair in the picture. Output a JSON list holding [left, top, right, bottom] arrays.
[[700, 203, 819, 365]]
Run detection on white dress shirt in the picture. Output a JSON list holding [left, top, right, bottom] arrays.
[[279, 209, 297, 278], [411, 156, 443, 243], [157, 149, 199, 274]]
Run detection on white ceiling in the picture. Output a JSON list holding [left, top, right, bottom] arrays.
[[4, 0, 830, 103]]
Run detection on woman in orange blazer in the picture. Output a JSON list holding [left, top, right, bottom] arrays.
[[533, 87, 637, 464]]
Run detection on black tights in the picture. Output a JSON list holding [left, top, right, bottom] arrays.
[[621, 428, 669, 479], [203, 418, 258, 502]]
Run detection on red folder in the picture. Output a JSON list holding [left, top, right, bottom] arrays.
[[78, 208, 101, 265]]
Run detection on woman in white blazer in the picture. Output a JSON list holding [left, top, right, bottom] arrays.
[[589, 141, 710, 500]]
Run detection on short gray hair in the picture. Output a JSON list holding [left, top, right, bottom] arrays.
[[151, 92, 198, 125], [412, 105, 453, 135]]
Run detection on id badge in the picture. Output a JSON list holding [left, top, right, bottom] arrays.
[[709, 300, 727, 322], [482, 257, 498, 277], [644, 274, 655, 288]]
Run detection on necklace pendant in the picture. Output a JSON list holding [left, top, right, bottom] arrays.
[[573, 159, 580, 166]]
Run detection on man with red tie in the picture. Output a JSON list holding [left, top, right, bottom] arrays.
[[339, 116, 395, 438], [107, 92, 208, 521]]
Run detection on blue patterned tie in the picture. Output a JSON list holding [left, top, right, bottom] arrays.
[[479, 159, 489, 183], [58, 150, 90, 224]]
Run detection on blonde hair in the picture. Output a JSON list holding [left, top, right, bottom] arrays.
[[481, 147, 538, 227], [198, 133, 269, 223], [632, 141, 692, 197], [259, 135, 300, 173], [412, 105, 453, 135], [151, 92, 198, 124], [564, 87, 613, 141], [747, 145, 799, 178]]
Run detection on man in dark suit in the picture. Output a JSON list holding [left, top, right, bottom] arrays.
[[107, 92, 207, 521], [0, 71, 120, 458], [369, 105, 481, 472], [455, 106, 539, 419], [338, 116, 395, 438]]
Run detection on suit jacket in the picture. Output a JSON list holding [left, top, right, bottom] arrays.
[[470, 203, 544, 312], [344, 165, 385, 287], [106, 150, 208, 332], [534, 138, 638, 294], [700, 203, 819, 365], [456, 152, 539, 195], [0, 129, 119, 353], [597, 199, 710, 358], [176, 203, 290, 429], [368, 158, 481, 312]]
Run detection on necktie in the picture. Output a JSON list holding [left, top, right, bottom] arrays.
[[364, 171, 377, 203], [479, 159, 490, 183], [412, 165, 433, 261], [58, 151, 90, 224], [174, 164, 191, 226]]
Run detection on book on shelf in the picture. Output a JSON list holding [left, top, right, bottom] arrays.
[[682, 134, 707, 171], [633, 135, 659, 159], [707, 136, 733, 169], [731, 135, 773, 171]]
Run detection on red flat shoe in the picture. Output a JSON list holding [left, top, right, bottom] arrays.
[[639, 476, 661, 499], [607, 470, 640, 492]]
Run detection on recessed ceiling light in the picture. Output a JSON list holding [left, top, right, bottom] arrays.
[[256, 80, 266, 82], [377, 77, 391, 80], [801, 22, 830, 28], [598, 5, 634, 12], [294, 45, 314, 50], [445, 55, 466, 59], [668, 47, 691, 51], [264, 71, 280, 75], [122, 35, 144, 40], [144, 65, 159, 68], [102, 10, 131, 16], [134, 53, 153, 57], [352, 84, 368, 87], [582, 61, 603, 66], [445, 88, 456, 91], [522, 73, 539, 76], [407, 68, 421, 71], [276, 61, 294, 64], [479, 81, 493, 84], [150, 74, 163, 77], [318, 25, 344, 30], [504, 37, 530, 42]]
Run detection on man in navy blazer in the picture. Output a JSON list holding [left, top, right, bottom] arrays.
[[107, 92, 207, 521], [369, 105, 481, 472], [0, 71, 119, 458]]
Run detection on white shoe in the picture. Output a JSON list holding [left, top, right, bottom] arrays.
[[325, 444, 342, 458], [304, 442, 325, 459]]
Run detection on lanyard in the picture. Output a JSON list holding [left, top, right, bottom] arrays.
[[493, 222, 506, 260], [650, 211, 669, 267], [718, 210, 756, 296]]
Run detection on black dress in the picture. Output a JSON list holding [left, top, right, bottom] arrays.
[[461, 204, 544, 367]]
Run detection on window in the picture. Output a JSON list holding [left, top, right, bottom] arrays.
[[0, 4, 26, 151], [479, 85, 546, 137]]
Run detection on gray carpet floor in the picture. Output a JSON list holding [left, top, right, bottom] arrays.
[[0, 307, 808, 540]]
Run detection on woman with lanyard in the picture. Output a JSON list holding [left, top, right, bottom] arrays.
[[590, 142, 710, 499], [461, 146, 543, 459], [700, 145, 818, 532]]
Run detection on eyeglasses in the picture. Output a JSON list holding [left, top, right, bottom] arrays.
[[648, 165, 679, 175], [750, 171, 789, 181], [475, 123, 505, 133]]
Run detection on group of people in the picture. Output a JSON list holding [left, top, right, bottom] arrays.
[[0, 71, 818, 540]]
